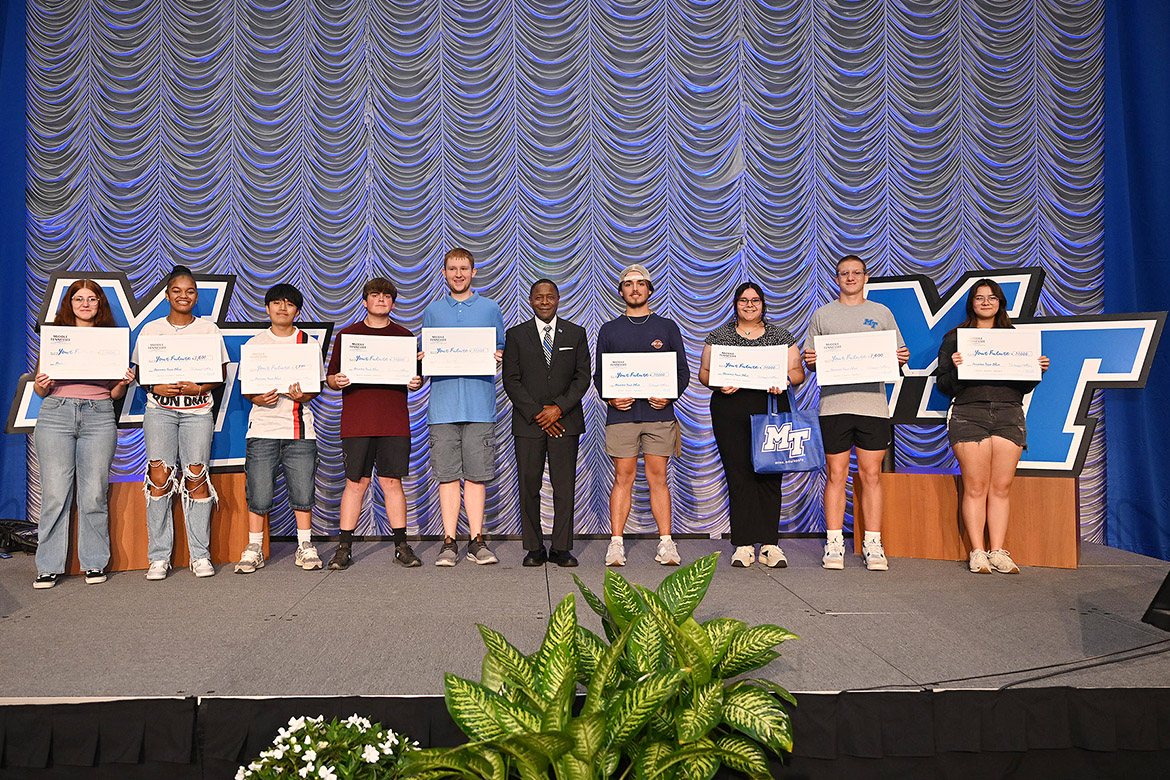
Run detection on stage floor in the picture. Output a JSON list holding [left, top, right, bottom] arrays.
[[2, 538, 1168, 700]]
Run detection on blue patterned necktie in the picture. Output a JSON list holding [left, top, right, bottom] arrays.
[[542, 324, 553, 366]]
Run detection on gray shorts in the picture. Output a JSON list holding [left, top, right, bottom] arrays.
[[604, 421, 679, 459], [429, 422, 496, 482]]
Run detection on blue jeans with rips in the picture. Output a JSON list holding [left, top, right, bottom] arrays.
[[34, 396, 118, 574], [142, 405, 217, 562]]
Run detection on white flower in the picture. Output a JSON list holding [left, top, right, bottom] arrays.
[[292, 743, 302, 754], [298, 765, 311, 779], [235, 768, 248, 780], [249, 762, 262, 771], [288, 717, 307, 733], [318, 766, 338, 780], [362, 744, 380, 763], [303, 749, 317, 763]]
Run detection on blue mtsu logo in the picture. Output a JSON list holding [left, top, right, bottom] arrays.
[[7, 272, 333, 470], [864, 269, 1165, 477], [760, 421, 813, 458]]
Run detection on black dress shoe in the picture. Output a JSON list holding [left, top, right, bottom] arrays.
[[523, 548, 547, 567], [548, 549, 578, 567]]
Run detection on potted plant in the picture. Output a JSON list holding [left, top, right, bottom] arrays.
[[235, 714, 418, 780], [398, 552, 797, 780]]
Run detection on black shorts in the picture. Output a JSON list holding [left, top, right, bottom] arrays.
[[342, 436, 411, 482], [819, 414, 891, 454], [947, 402, 1027, 448]]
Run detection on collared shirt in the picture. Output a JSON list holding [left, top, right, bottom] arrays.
[[422, 292, 506, 424], [534, 316, 558, 341]]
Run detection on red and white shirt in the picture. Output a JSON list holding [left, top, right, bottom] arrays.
[[245, 327, 325, 440]]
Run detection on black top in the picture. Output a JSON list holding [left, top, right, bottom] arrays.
[[936, 327, 1040, 405]]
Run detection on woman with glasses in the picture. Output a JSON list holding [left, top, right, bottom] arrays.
[[937, 279, 1048, 574], [132, 266, 229, 581], [32, 280, 134, 588], [699, 282, 804, 568]]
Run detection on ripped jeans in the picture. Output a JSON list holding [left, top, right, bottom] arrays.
[[142, 405, 217, 562]]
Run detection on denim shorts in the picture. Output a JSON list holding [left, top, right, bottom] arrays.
[[245, 438, 317, 514], [429, 422, 496, 482], [947, 401, 1027, 448]]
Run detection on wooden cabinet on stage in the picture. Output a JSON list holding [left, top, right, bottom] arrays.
[[852, 469, 1079, 569], [64, 473, 267, 574]]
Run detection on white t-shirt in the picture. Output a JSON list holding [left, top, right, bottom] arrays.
[[131, 316, 229, 415], [245, 328, 325, 440]]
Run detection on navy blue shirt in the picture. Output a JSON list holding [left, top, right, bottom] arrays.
[[594, 313, 690, 425]]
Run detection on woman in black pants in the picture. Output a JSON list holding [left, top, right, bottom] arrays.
[[699, 282, 805, 568]]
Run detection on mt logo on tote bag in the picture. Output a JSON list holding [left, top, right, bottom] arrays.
[[751, 396, 826, 473]]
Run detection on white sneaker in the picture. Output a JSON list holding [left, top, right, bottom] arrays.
[[145, 560, 170, 581], [604, 538, 626, 567], [295, 541, 323, 570], [987, 549, 1020, 574], [731, 546, 755, 567], [655, 539, 681, 566], [758, 545, 788, 569], [969, 549, 992, 574], [190, 557, 216, 578], [863, 539, 888, 571], [822, 539, 845, 570], [234, 543, 264, 574]]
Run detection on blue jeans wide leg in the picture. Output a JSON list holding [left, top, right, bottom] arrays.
[[72, 400, 117, 570], [34, 398, 78, 575], [177, 411, 216, 561]]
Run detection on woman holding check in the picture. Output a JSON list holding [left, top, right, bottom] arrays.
[[32, 280, 134, 589], [936, 279, 1049, 574], [132, 265, 229, 581], [699, 282, 804, 568]]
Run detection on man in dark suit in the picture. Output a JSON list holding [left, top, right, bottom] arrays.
[[503, 279, 591, 567]]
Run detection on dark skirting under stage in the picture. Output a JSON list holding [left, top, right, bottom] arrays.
[[2, 538, 1169, 779]]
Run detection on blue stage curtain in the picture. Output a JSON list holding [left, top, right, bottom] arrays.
[[1104, 0, 1170, 561], [19, 1, 1105, 538], [0, 0, 27, 521]]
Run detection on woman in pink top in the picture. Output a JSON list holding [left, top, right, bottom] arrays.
[[32, 280, 134, 589]]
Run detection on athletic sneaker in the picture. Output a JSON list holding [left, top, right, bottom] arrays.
[[862, 539, 888, 571], [190, 557, 216, 578], [987, 549, 1020, 574], [435, 539, 459, 567], [467, 537, 499, 565], [328, 543, 352, 570], [731, 546, 755, 567], [84, 569, 107, 584], [969, 549, 992, 574], [33, 573, 57, 589], [234, 543, 265, 574], [395, 541, 422, 568], [604, 538, 626, 567], [758, 545, 788, 569], [655, 538, 681, 566], [146, 560, 170, 581], [822, 539, 846, 570], [295, 541, 322, 570]]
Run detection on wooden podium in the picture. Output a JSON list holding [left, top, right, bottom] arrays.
[[64, 472, 266, 574], [852, 469, 1079, 569]]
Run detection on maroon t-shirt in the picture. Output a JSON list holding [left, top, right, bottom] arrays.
[[327, 320, 415, 438]]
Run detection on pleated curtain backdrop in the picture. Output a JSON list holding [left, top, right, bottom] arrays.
[[24, 0, 1104, 538]]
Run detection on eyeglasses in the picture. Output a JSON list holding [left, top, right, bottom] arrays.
[[837, 270, 865, 278], [737, 298, 762, 306], [71, 296, 99, 305], [974, 295, 999, 303]]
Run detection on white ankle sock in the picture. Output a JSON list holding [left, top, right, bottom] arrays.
[[864, 531, 881, 544], [297, 529, 311, 546], [248, 532, 263, 546], [826, 530, 844, 544]]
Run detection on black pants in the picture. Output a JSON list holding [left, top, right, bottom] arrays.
[[711, 389, 787, 546], [515, 433, 579, 551]]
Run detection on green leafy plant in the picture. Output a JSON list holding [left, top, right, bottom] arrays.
[[236, 714, 418, 780], [399, 552, 797, 780]]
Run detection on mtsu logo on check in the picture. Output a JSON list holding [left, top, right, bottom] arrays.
[[760, 421, 813, 458]]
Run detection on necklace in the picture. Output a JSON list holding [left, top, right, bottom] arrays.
[[625, 314, 650, 325], [167, 317, 194, 332], [737, 322, 762, 338]]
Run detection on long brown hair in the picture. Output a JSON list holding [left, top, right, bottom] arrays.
[[52, 280, 117, 327], [958, 278, 1013, 329]]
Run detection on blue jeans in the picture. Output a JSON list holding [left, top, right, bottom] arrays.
[[34, 397, 118, 574], [143, 406, 216, 562], [245, 438, 317, 514]]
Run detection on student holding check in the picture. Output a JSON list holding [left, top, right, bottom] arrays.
[[31, 280, 134, 589], [132, 265, 229, 581], [936, 278, 1049, 575]]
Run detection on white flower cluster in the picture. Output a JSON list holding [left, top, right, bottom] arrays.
[[235, 714, 416, 780]]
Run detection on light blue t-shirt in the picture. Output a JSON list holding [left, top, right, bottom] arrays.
[[422, 292, 506, 424]]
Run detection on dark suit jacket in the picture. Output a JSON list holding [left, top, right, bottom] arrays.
[[503, 318, 591, 438]]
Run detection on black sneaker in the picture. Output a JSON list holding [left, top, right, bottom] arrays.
[[33, 573, 58, 589], [327, 543, 352, 570], [84, 569, 107, 584], [395, 541, 422, 568]]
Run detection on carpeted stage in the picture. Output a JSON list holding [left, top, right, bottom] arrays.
[[2, 537, 1169, 778]]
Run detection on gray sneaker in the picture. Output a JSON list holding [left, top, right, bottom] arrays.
[[295, 541, 322, 570], [467, 537, 498, 565], [234, 543, 264, 574], [969, 549, 992, 574], [146, 560, 170, 581], [190, 557, 216, 578], [435, 539, 459, 567], [758, 545, 788, 569]]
